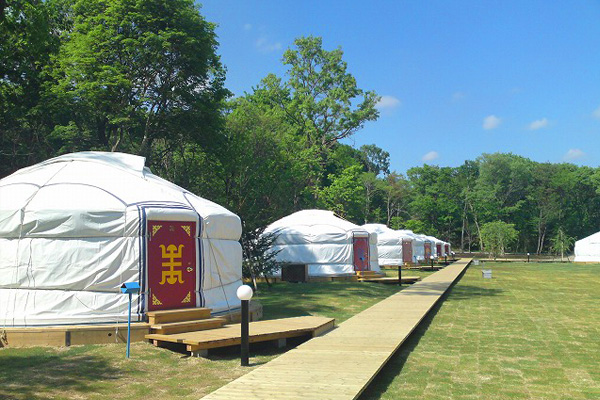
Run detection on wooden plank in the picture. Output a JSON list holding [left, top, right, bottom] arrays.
[[151, 318, 226, 335], [147, 307, 211, 324], [202, 259, 472, 400]]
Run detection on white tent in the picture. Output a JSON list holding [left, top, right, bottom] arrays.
[[424, 235, 444, 258], [362, 224, 414, 266], [0, 152, 242, 326], [264, 210, 379, 276], [574, 232, 600, 263]]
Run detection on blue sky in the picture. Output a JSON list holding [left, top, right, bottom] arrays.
[[200, 0, 600, 174]]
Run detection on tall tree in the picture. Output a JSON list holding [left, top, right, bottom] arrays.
[[46, 0, 228, 165]]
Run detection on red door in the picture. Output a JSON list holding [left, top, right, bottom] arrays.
[[402, 239, 413, 264], [353, 234, 370, 271], [436, 243, 442, 256], [147, 220, 197, 311], [424, 242, 432, 260], [445, 244, 450, 255]]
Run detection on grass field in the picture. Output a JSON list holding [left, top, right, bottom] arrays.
[[2, 263, 597, 400], [0, 274, 415, 400], [359, 262, 600, 400]]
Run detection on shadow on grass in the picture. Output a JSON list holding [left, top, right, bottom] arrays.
[[0, 351, 120, 400]]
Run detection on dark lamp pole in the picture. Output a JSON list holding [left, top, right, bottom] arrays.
[[237, 285, 254, 367]]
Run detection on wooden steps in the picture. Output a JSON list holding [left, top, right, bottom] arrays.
[[356, 270, 385, 281], [150, 318, 226, 335], [147, 307, 225, 335], [147, 308, 211, 324], [146, 316, 335, 355]]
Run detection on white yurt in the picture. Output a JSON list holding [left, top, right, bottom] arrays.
[[264, 210, 379, 278], [362, 224, 414, 266], [398, 230, 425, 263], [0, 152, 242, 326], [574, 232, 600, 263]]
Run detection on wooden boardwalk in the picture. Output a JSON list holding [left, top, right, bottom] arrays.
[[202, 258, 472, 400]]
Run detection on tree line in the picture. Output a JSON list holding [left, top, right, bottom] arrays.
[[2, 0, 599, 256]]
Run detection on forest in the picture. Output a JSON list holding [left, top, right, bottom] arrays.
[[2, 0, 600, 255]]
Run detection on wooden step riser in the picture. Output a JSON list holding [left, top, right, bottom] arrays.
[[151, 319, 225, 335], [148, 308, 211, 324]]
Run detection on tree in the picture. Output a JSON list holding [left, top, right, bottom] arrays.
[[0, 0, 60, 176], [480, 221, 518, 259], [550, 227, 575, 262], [46, 0, 228, 164], [241, 227, 281, 291], [318, 164, 365, 222], [256, 36, 379, 190], [359, 144, 390, 176]]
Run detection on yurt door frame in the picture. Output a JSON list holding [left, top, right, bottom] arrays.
[[436, 243, 442, 256], [424, 241, 432, 260], [445, 244, 450, 255], [402, 239, 413, 264], [352, 232, 370, 271], [146, 219, 199, 311]]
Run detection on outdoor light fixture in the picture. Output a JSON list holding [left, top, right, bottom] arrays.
[[120, 282, 140, 359], [237, 284, 254, 366], [398, 263, 402, 286], [527, 252, 530, 263], [430, 255, 435, 271]]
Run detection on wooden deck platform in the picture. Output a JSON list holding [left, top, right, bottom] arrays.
[[146, 316, 335, 354], [202, 258, 472, 400], [359, 276, 421, 284]]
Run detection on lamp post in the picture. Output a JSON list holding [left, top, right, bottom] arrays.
[[527, 252, 530, 263], [451, 251, 456, 261], [237, 285, 253, 367], [430, 255, 435, 271], [120, 282, 140, 359], [398, 263, 402, 286]]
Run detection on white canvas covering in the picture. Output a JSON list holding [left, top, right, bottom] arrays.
[[362, 224, 414, 266], [574, 231, 600, 262], [0, 152, 242, 326], [264, 210, 379, 276]]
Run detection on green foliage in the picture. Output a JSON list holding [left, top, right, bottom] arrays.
[[480, 221, 518, 258], [241, 228, 281, 290], [46, 0, 228, 163], [318, 164, 365, 221], [550, 227, 575, 261]]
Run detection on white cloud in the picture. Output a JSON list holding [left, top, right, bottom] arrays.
[[422, 151, 439, 162], [592, 105, 600, 119], [529, 118, 548, 130], [483, 115, 501, 130], [564, 149, 585, 161], [243, 23, 253, 31], [375, 95, 401, 110], [255, 36, 281, 53], [452, 92, 466, 102]]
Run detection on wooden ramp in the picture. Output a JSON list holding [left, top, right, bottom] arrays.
[[202, 258, 472, 400], [146, 316, 334, 354]]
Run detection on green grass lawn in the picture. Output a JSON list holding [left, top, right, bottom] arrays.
[[0, 276, 412, 400], [3, 263, 597, 400], [359, 262, 600, 400]]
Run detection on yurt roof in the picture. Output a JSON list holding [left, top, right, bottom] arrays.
[[0, 152, 241, 240], [265, 209, 367, 236]]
